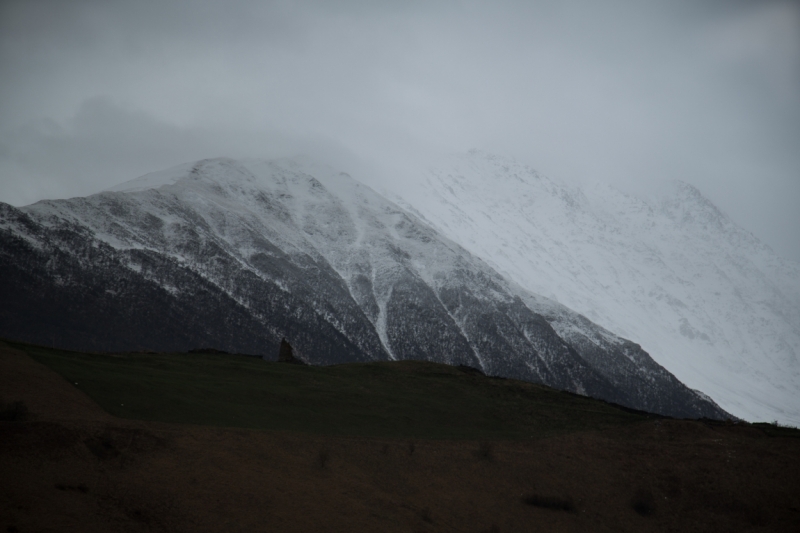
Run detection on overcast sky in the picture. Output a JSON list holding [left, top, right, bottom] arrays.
[[1, 0, 798, 261]]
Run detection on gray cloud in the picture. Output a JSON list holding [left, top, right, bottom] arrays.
[[0, 96, 361, 203], [1, 0, 798, 261]]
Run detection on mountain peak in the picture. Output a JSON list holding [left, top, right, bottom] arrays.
[[105, 160, 200, 193], [659, 180, 728, 225], [0, 155, 731, 420]]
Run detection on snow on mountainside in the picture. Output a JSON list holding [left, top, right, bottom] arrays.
[[0, 156, 728, 419], [381, 150, 800, 425]]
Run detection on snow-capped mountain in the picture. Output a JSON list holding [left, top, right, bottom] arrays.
[[0, 156, 727, 419], [380, 150, 800, 425]]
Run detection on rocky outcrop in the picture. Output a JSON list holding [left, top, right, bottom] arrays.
[[277, 338, 305, 365]]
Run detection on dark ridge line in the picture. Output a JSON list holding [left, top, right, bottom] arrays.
[[2, 336, 750, 424]]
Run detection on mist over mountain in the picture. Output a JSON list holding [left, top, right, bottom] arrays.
[[0, 156, 727, 419], [379, 150, 800, 425]]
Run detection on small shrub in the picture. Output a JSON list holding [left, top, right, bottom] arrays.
[[522, 494, 575, 512], [407, 441, 416, 456], [480, 524, 500, 533], [55, 483, 89, 493], [476, 441, 494, 462], [419, 507, 432, 523], [631, 489, 656, 517], [0, 400, 28, 421], [381, 443, 389, 455], [84, 436, 120, 460], [317, 448, 329, 469]]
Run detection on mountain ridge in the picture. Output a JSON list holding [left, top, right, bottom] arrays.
[[0, 156, 729, 419]]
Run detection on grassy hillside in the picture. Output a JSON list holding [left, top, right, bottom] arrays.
[[7, 339, 645, 439], [3, 338, 800, 532]]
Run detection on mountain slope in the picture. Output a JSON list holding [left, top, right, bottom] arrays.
[[380, 150, 799, 425], [0, 157, 727, 418]]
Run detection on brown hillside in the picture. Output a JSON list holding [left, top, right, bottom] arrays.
[[1, 342, 799, 532]]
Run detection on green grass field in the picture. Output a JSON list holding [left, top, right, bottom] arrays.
[[10, 340, 647, 439]]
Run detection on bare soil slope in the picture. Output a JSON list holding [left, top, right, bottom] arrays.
[[1, 341, 799, 532]]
